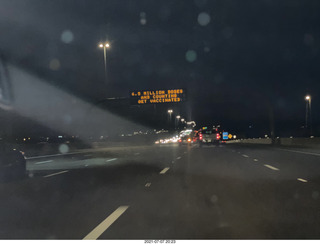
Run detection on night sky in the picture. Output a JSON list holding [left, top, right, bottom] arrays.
[[0, 0, 319, 138]]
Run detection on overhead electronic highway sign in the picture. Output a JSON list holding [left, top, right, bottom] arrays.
[[130, 89, 186, 105]]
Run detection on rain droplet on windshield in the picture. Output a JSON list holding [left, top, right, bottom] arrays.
[[61, 30, 74, 44], [140, 12, 147, 25], [49, 59, 60, 70], [185, 50, 197, 62], [197, 12, 210, 26]]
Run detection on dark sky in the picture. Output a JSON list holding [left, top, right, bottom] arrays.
[[0, 0, 319, 137]]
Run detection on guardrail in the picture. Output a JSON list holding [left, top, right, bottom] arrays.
[[17, 139, 154, 157]]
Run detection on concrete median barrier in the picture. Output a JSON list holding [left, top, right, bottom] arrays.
[[229, 137, 320, 148]]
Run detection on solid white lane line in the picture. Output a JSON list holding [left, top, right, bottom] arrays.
[[35, 160, 53, 165], [160, 167, 170, 174], [106, 158, 118, 162], [253, 159, 259, 162], [176, 157, 181, 160], [83, 206, 129, 240], [279, 149, 320, 157], [264, 164, 280, 171], [43, 170, 69, 178], [242, 154, 249, 158], [297, 178, 308, 183]]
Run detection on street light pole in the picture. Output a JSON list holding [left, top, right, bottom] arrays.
[[305, 95, 312, 136], [98, 42, 110, 82], [310, 97, 312, 135], [168, 109, 173, 129], [175, 115, 181, 130]]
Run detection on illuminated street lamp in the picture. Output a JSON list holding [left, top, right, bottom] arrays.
[[168, 109, 173, 120], [175, 115, 181, 129], [167, 109, 173, 128], [98, 42, 110, 81], [305, 95, 312, 135]]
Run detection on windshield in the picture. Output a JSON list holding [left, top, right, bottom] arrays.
[[0, 0, 320, 241]]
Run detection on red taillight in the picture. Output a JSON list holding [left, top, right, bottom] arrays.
[[179, 139, 182, 142], [216, 133, 220, 140], [199, 133, 203, 140], [187, 138, 191, 142]]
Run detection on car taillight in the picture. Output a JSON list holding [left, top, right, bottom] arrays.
[[179, 139, 182, 142], [216, 133, 220, 140], [199, 134, 203, 140]]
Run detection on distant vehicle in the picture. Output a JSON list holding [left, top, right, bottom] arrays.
[[198, 127, 221, 146], [0, 143, 26, 181], [178, 130, 195, 146], [178, 135, 193, 146]]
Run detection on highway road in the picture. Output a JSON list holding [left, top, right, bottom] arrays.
[[0, 143, 320, 239]]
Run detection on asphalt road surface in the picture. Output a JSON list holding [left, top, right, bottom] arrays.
[[0, 143, 320, 239]]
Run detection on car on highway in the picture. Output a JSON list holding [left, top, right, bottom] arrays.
[[198, 127, 221, 146], [178, 129, 196, 146], [0, 143, 26, 181], [178, 134, 193, 145]]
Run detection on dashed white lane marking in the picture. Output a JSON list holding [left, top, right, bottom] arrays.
[[106, 158, 118, 162], [172, 161, 175, 164], [83, 206, 129, 240], [264, 164, 280, 171], [43, 170, 69, 178], [134, 152, 140, 155], [242, 154, 249, 158], [279, 149, 320, 157], [184, 152, 187, 154], [238, 152, 241, 154], [176, 157, 182, 160], [84, 154, 92, 157], [145, 183, 151, 187], [35, 160, 53, 165], [253, 159, 258, 162], [297, 178, 308, 183], [160, 167, 170, 174]]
